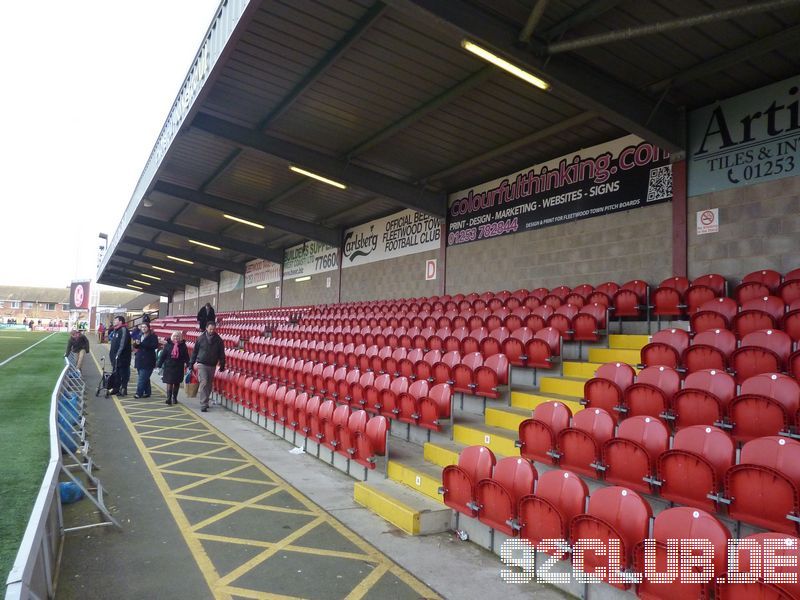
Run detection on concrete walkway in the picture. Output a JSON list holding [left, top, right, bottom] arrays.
[[57, 343, 566, 599]]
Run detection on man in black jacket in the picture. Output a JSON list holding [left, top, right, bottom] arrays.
[[189, 321, 225, 412], [108, 315, 132, 396], [133, 322, 159, 399], [64, 329, 90, 370], [197, 302, 216, 332]]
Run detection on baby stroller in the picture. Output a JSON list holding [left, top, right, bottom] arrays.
[[95, 357, 119, 398]]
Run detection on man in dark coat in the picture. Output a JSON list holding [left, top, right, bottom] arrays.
[[108, 315, 132, 396], [189, 321, 225, 412], [197, 302, 216, 331], [133, 322, 159, 399], [64, 329, 90, 371]]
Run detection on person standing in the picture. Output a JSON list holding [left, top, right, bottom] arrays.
[[64, 329, 90, 371], [97, 322, 106, 343], [157, 331, 189, 405], [108, 315, 132, 396], [188, 321, 225, 412], [197, 302, 216, 332], [133, 323, 158, 399]]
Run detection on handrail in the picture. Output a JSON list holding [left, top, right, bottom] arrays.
[[4, 359, 69, 600]]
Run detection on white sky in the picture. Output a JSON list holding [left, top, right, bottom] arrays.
[[0, 1, 221, 289]]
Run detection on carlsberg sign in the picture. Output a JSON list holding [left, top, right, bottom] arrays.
[[342, 209, 441, 268]]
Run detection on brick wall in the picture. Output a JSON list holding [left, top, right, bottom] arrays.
[[340, 250, 439, 302], [688, 176, 800, 281], [446, 203, 673, 293], [283, 271, 339, 307]]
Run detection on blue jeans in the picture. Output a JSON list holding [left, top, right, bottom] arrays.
[[136, 368, 153, 397]]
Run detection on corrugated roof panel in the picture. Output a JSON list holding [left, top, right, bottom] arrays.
[[204, 151, 299, 206]]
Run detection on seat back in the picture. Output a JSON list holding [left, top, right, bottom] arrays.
[[459, 445, 497, 482], [742, 329, 792, 363], [673, 425, 735, 481], [491, 456, 537, 506], [617, 416, 670, 460], [635, 365, 681, 400], [595, 362, 636, 390], [684, 368, 736, 406]]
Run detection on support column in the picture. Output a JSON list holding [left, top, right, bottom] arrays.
[[438, 222, 447, 296], [671, 159, 687, 277], [336, 247, 344, 304]]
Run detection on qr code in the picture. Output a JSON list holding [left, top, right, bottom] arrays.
[[647, 164, 672, 202]]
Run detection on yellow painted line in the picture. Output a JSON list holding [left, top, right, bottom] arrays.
[[190, 487, 285, 532], [353, 482, 421, 535], [588, 347, 640, 364], [423, 442, 460, 468], [539, 376, 585, 397], [485, 407, 527, 431], [221, 587, 298, 600], [147, 434, 227, 450], [345, 563, 390, 600], [157, 446, 246, 469], [608, 334, 650, 350], [511, 391, 584, 414], [386, 461, 443, 503], [171, 463, 255, 493], [453, 424, 518, 456], [177, 495, 315, 517]]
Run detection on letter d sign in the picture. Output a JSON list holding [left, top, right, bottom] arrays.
[[425, 259, 437, 281]]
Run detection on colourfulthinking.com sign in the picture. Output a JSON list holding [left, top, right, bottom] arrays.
[[447, 135, 672, 247]]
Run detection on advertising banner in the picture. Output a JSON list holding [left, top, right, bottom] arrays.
[[185, 286, 199, 301], [199, 278, 218, 298], [220, 270, 244, 293], [447, 134, 672, 247], [69, 281, 91, 310], [283, 242, 338, 279], [688, 75, 800, 196], [341, 209, 440, 268], [244, 259, 281, 288]]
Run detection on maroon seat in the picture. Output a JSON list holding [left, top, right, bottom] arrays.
[[572, 303, 608, 343], [686, 273, 727, 314], [670, 368, 736, 430], [728, 373, 800, 442], [623, 365, 680, 421], [655, 425, 734, 512], [525, 327, 561, 370], [611, 279, 649, 319], [502, 327, 533, 367], [730, 329, 792, 383], [475, 457, 537, 536], [733, 298, 782, 338], [353, 415, 388, 470], [418, 383, 453, 431], [583, 362, 636, 423], [652, 276, 689, 318], [681, 328, 736, 373], [600, 416, 669, 493], [547, 304, 579, 341], [441, 445, 496, 517], [555, 408, 615, 477], [690, 297, 738, 332], [474, 354, 509, 399], [518, 401, 572, 464], [640, 328, 690, 369]]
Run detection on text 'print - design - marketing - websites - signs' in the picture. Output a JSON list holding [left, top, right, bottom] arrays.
[[447, 134, 673, 246]]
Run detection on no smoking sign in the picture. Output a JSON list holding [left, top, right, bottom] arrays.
[[697, 208, 719, 235]]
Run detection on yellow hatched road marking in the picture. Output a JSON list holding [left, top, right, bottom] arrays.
[[89, 351, 439, 600]]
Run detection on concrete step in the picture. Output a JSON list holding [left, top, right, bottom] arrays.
[[588, 347, 641, 365], [608, 334, 650, 350], [484, 406, 531, 432], [423, 440, 463, 468], [562, 361, 601, 380], [453, 423, 518, 457], [539, 376, 585, 397], [511, 390, 584, 414], [353, 478, 451, 535], [387, 457, 444, 503]]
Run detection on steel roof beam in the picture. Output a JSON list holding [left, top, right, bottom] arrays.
[[648, 23, 800, 93], [114, 249, 217, 280], [152, 181, 342, 246], [134, 215, 284, 263], [541, 0, 623, 40], [519, 0, 551, 43], [386, 0, 684, 153], [259, 2, 388, 130], [122, 236, 247, 272], [192, 113, 448, 218], [101, 274, 173, 297]]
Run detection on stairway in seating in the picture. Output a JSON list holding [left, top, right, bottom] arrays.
[[353, 334, 650, 535]]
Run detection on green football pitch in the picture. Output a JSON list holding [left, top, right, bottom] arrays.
[[0, 332, 69, 585]]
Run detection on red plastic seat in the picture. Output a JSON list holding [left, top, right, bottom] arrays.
[[686, 273, 727, 314], [569, 486, 652, 588], [502, 327, 534, 367], [475, 457, 537, 535], [583, 362, 636, 422], [716, 532, 800, 599], [738, 269, 783, 296], [728, 373, 800, 442], [474, 354, 509, 399], [518, 470, 588, 556], [682, 328, 737, 373], [547, 304, 579, 341], [418, 383, 453, 431], [670, 368, 736, 430], [572, 303, 607, 343], [623, 365, 680, 421], [731, 329, 792, 383], [441, 446, 496, 517], [652, 276, 689, 318], [656, 425, 734, 512], [640, 328, 690, 369], [690, 297, 738, 332], [311, 399, 336, 447], [525, 327, 561, 370], [612, 280, 649, 319], [364, 373, 391, 414], [431, 350, 460, 385], [780, 279, 800, 305], [724, 436, 800, 534], [634, 507, 730, 600], [733, 300, 781, 338], [518, 401, 573, 464], [379, 376, 409, 420], [452, 352, 483, 395], [353, 415, 388, 470], [601, 416, 669, 493], [396, 379, 429, 424], [298, 395, 321, 440], [336, 409, 367, 460], [555, 408, 615, 477]]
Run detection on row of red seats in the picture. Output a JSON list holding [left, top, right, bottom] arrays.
[[584, 361, 800, 437], [642, 327, 800, 381], [520, 398, 800, 534], [214, 382, 388, 470], [691, 296, 800, 338], [441, 446, 799, 598]]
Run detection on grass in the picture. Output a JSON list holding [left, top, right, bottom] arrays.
[[0, 330, 55, 363], [0, 332, 69, 586]]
